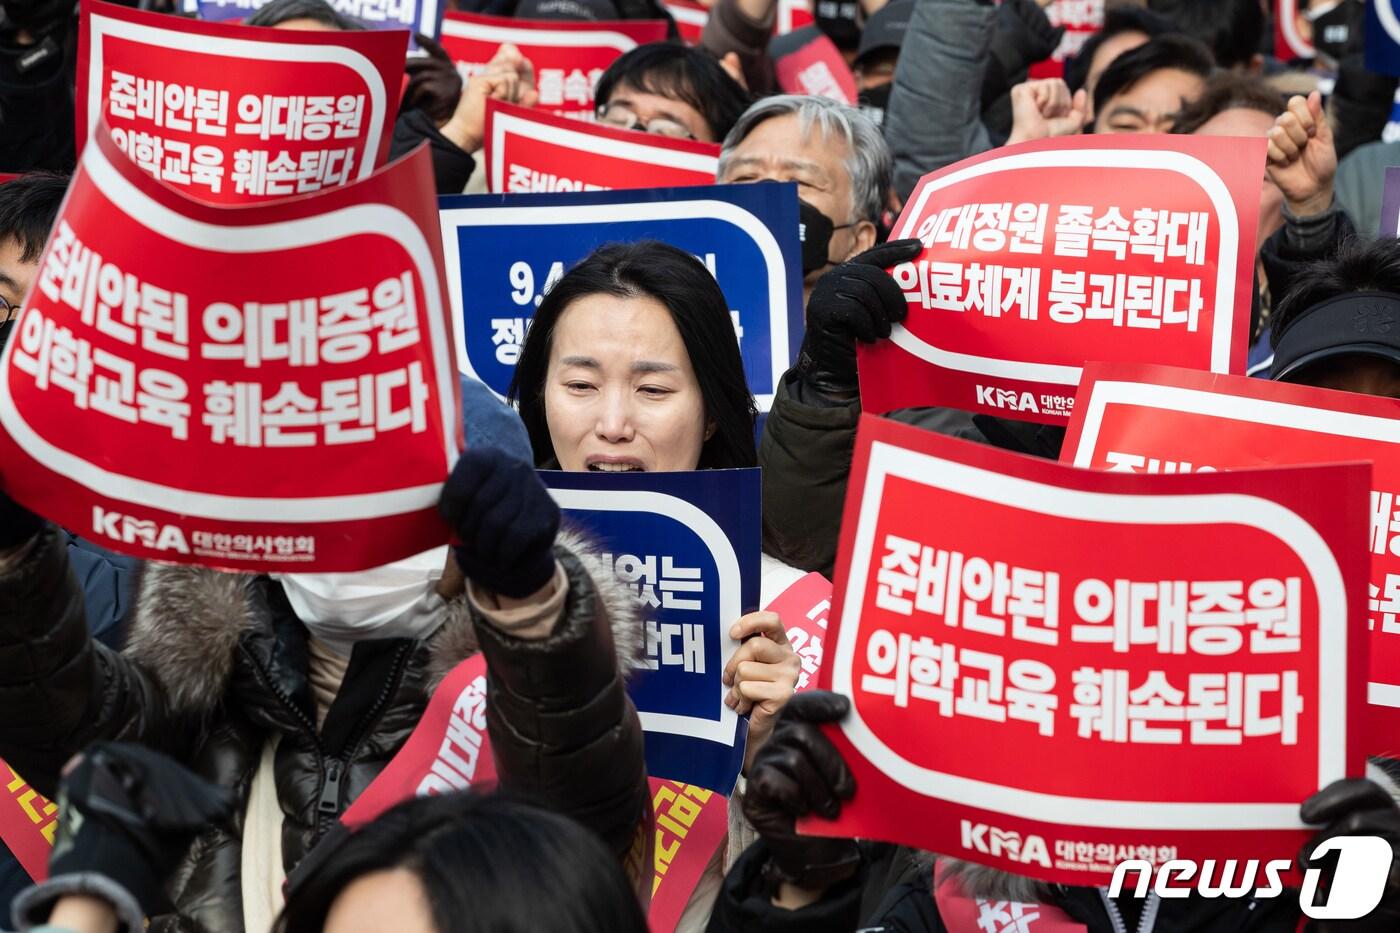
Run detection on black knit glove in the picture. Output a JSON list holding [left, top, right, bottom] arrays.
[[439, 447, 560, 599], [743, 691, 861, 889], [46, 743, 234, 919], [797, 238, 923, 396], [1300, 779, 1400, 931], [0, 481, 44, 550]]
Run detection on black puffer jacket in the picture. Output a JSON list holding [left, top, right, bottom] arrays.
[[0, 526, 647, 933]]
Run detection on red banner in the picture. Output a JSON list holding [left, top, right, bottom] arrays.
[[1275, 0, 1316, 61], [1063, 361, 1400, 756], [439, 12, 666, 120], [1028, 0, 1105, 80], [648, 779, 729, 932], [76, 0, 406, 205], [0, 761, 55, 883], [775, 0, 814, 35], [484, 99, 719, 193], [0, 126, 462, 572], [857, 136, 1262, 425], [803, 414, 1368, 886], [773, 31, 857, 104], [661, 0, 710, 44], [768, 570, 832, 691]]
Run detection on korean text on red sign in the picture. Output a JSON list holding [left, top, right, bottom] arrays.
[[857, 135, 1263, 425], [803, 415, 1368, 886], [484, 99, 720, 194], [77, 0, 407, 205], [0, 125, 462, 572], [1063, 361, 1400, 757], [439, 12, 666, 121]]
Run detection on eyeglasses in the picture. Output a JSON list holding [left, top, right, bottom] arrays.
[[595, 103, 696, 141], [0, 295, 15, 320]]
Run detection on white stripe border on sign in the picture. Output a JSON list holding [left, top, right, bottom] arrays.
[[440, 16, 643, 52]]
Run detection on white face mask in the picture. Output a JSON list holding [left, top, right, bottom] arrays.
[[275, 546, 451, 649]]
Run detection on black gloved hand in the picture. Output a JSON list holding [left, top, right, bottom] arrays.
[[439, 447, 561, 599], [47, 743, 235, 918], [404, 33, 465, 126], [1300, 778, 1400, 931], [0, 481, 44, 550], [743, 690, 861, 888], [797, 238, 923, 397]]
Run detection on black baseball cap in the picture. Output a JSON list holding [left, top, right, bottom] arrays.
[[1271, 292, 1400, 381], [855, 0, 913, 67]]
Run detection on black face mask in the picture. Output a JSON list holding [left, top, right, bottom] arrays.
[[1309, 0, 1362, 64], [800, 198, 835, 275], [858, 82, 891, 128], [814, 0, 861, 51]]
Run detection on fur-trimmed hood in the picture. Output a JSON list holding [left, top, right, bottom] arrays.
[[123, 525, 643, 719]]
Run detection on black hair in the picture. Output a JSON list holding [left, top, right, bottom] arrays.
[[1147, 0, 1265, 70], [245, 0, 363, 30], [1064, 7, 1176, 92], [1091, 33, 1215, 126], [1272, 237, 1400, 340], [1169, 70, 1286, 135], [508, 240, 758, 470], [593, 42, 752, 142], [0, 172, 68, 263], [276, 793, 648, 933]]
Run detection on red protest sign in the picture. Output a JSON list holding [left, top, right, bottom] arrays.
[[768, 570, 833, 691], [775, 0, 814, 34], [0, 126, 462, 572], [661, 0, 710, 44], [1028, 0, 1104, 80], [76, 0, 407, 205], [648, 779, 729, 933], [1063, 361, 1400, 757], [342, 654, 497, 828], [773, 30, 857, 104], [484, 99, 720, 193], [1275, 0, 1316, 61], [857, 135, 1262, 425], [804, 414, 1368, 886], [439, 12, 666, 120]]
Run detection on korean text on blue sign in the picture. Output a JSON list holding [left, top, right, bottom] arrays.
[[194, 0, 440, 40], [438, 182, 804, 412], [540, 468, 761, 793]]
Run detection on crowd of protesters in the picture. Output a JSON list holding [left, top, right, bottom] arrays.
[[4, 0, 1400, 931]]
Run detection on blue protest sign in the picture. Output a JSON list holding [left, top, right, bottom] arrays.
[[1368, 0, 1400, 76], [438, 182, 804, 412], [540, 468, 761, 793], [195, 0, 441, 41]]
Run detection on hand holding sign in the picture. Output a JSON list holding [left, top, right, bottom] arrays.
[[724, 610, 801, 770], [1266, 91, 1337, 219], [744, 691, 861, 889], [800, 238, 922, 397], [441, 43, 541, 154]]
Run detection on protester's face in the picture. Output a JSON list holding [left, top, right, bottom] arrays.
[[0, 235, 36, 326], [1193, 107, 1286, 246], [544, 292, 710, 473], [1287, 354, 1400, 399], [599, 81, 714, 142], [324, 868, 436, 933], [272, 17, 339, 30], [1096, 68, 1206, 134], [1085, 30, 1150, 104], [718, 113, 876, 296]]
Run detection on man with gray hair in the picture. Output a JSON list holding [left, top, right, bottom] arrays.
[[717, 94, 897, 304], [717, 95, 926, 575]]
